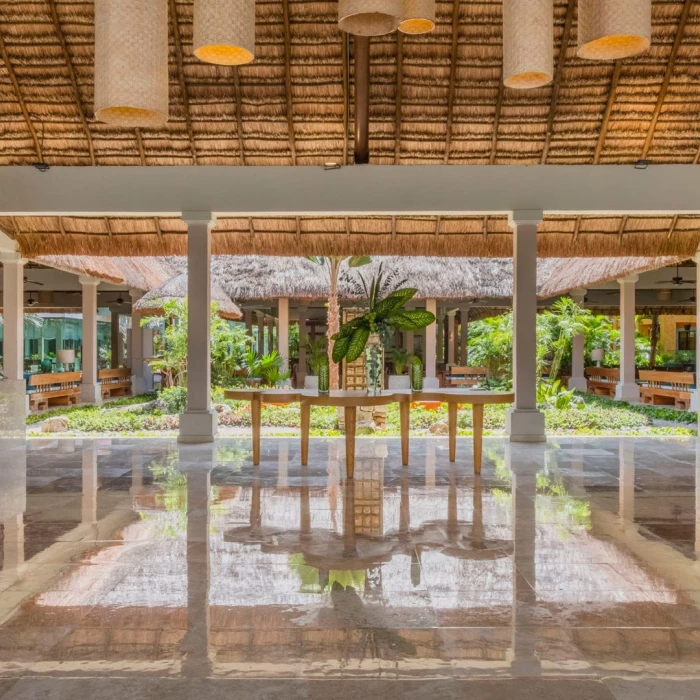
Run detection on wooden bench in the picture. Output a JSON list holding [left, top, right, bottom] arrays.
[[27, 371, 82, 412], [99, 368, 132, 399], [638, 370, 694, 410], [446, 366, 487, 387], [585, 367, 620, 397]]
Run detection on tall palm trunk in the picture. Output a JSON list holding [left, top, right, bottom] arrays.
[[327, 258, 341, 389]]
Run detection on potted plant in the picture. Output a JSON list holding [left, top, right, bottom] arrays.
[[388, 347, 411, 390], [331, 265, 435, 395], [304, 336, 328, 390]]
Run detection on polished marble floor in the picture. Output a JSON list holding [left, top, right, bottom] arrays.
[[1, 435, 700, 699]]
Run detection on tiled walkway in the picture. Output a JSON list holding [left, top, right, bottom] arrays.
[[1, 435, 699, 699]]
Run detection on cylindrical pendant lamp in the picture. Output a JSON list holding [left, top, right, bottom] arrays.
[[94, 0, 169, 127], [193, 0, 256, 66], [399, 0, 436, 35], [502, 0, 553, 89], [338, 0, 402, 37], [578, 0, 651, 60]]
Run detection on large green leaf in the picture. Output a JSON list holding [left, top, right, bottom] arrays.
[[372, 288, 417, 319], [348, 255, 371, 268], [332, 335, 351, 363], [334, 316, 368, 341], [345, 327, 371, 364], [390, 309, 436, 331], [306, 256, 325, 265]]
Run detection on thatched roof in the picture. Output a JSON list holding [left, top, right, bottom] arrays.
[[134, 273, 242, 320], [3, 215, 700, 259], [1, 1, 699, 168]]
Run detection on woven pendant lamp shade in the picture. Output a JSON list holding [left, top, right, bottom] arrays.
[[338, 0, 402, 37], [399, 0, 436, 34], [578, 0, 651, 60], [193, 0, 255, 66], [94, 0, 169, 127], [502, 0, 553, 89]]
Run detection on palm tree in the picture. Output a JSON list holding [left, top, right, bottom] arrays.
[[544, 297, 590, 381], [307, 256, 370, 389]]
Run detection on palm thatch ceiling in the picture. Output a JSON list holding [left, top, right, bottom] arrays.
[[1, 1, 699, 167]]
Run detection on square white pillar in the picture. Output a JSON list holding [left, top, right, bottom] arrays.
[[615, 275, 640, 402], [424, 299, 438, 387], [0, 254, 27, 399], [278, 297, 289, 373], [130, 289, 147, 395], [506, 210, 545, 442], [568, 289, 587, 392], [79, 276, 102, 405], [179, 212, 217, 443]]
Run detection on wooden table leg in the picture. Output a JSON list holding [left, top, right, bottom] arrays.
[[472, 403, 484, 475], [251, 395, 261, 466], [400, 400, 410, 466], [344, 405, 356, 479], [448, 402, 457, 462], [300, 402, 310, 466]]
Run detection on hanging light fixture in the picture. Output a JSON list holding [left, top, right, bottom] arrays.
[[502, 0, 553, 89], [578, 0, 651, 60], [338, 0, 402, 37], [193, 0, 255, 66], [399, 0, 436, 34], [94, 0, 169, 127]]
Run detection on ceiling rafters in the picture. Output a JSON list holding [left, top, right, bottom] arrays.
[[282, 0, 297, 165], [394, 32, 404, 165], [489, 72, 503, 165], [58, 217, 67, 236], [232, 68, 247, 166], [342, 33, 349, 165], [666, 214, 679, 240], [154, 218, 163, 239], [641, 0, 694, 160], [482, 215, 488, 239], [444, 0, 462, 164], [541, 0, 576, 164], [0, 27, 42, 160], [46, 0, 95, 165], [594, 60, 622, 163], [391, 215, 397, 239], [104, 217, 113, 241], [572, 216, 582, 243], [134, 129, 146, 165], [617, 215, 629, 243], [435, 216, 442, 240], [168, 0, 198, 164]]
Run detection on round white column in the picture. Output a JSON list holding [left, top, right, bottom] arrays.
[[424, 299, 438, 388], [278, 297, 289, 374], [615, 274, 640, 402], [79, 276, 102, 405], [129, 289, 147, 395], [506, 210, 545, 442]]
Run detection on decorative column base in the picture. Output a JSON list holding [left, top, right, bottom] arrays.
[[615, 383, 640, 402], [178, 409, 217, 444], [567, 377, 587, 392], [506, 408, 546, 443], [80, 383, 103, 405]]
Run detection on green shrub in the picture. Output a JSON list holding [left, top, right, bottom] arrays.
[[545, 405, 649, 432], [578, 391, 697, 424], [156, 386, 188, 414], [26, 393, 157, 425]]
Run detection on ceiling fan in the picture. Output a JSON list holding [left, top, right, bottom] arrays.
[[656, 266, 694, 286], [24, 276, 44, 286], [25, 291, 38, 307]]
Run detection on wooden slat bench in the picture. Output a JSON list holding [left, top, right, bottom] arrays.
[[446, 366, 487, 387], [638, 370, 694, 410], [99, 368, 132, 399], [585, 367, 620, 397], [27, 371, 82, 412]]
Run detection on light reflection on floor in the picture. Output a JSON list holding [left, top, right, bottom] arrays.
[[1, 435, 700, 699]]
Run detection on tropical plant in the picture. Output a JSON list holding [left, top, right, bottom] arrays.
[[243, 348, 289, 385], [305, 335, 328, 375], [538, 297, 590, 381], [307, 255, 371, 389], [330, 265, 435, 364], [467, 313, 513, 380], [536, 379, 581, 410], [210, 317, 250, 386], [390, 347, 410, 375]]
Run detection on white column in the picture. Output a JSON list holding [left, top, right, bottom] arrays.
[[297, 305, 307, 386], [278, 297, 289, 374], [0, 253, 26, 394], [110, 310, 120, 368], [129, 289, 146, 395], [506, 210, 545, 442], [79, 276, 102, 404], [460, 303, 470, 366], [568, 289, 587, 392], [447, 310, 456, 365], [179, 211, 217, 444], [425, 298, 438, 387], [142, 325, 154, 391], [615, 274, 640, 402]]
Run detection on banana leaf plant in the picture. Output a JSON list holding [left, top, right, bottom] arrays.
[[331, 268, 435, 365]]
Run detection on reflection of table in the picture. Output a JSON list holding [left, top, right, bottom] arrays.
[[224, 388, 513, 477]]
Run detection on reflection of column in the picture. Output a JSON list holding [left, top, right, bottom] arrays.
[[472, 476, 484, 546], [508, 443, 541, 676], [82, 444, 98, 524], [343, 479, 357, 556], [182, 468, 212, 676], [616, 275, 641, 401], [250, 468, 262, 539], [80, 276, 102, 404], [277, 440, 289, 490], [130, 451, 144, 496], [568, 289, 587, 392], [399, 468, 410, 541], [3, 514, 24, 570], [425, 440, 436, 487], [0, 439, 27, 575], [300, 466, 311, 538], [619, 440, 635, 526], [446, 463, 459, 542]]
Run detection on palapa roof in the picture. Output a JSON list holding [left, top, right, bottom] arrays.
[[134, 272, 242, 320], [2, 2, 700, 255]]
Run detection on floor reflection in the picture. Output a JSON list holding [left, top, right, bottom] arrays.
[[0, 436, 700, 698]]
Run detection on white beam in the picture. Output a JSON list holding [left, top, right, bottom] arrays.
[[3, 165, 700, 216]]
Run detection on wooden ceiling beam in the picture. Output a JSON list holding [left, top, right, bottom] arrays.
[[134, 129, 146, 166], [572, 215, 582, 243], [46, 0, 95, 166], [641, 0, 693, 160], [394, 32, 404, 165], [282, 0, 297, 165], [0, 28, 42, 160], [666, 214, 679, 241], [594, 61, 622, 164], [444, 0, 462, 164], [617, 215, 629, 243], [232, 68, 247, 166], [168, 0, 198, 165], [541, 0, 576, 164]]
